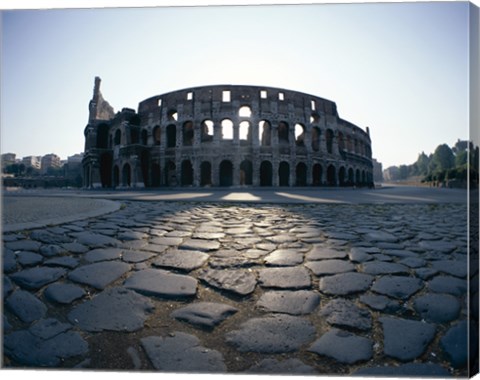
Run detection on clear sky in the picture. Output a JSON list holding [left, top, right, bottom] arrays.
[[1, 0, 475, 168]]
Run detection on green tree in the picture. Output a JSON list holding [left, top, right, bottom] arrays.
[[430, 144, 455, 174]]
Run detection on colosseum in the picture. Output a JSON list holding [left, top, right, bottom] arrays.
[[83, 77, 374, 189]]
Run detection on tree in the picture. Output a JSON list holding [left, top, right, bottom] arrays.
[[430, 144, 455, 174]]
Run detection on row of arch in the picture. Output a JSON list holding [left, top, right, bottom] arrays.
[[110, 158, 372, 188], [109, 120, 371, 158]]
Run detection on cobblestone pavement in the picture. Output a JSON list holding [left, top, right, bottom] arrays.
[[2, 199, 477, 376]]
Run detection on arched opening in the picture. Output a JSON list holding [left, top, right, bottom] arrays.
[[312, 127, 320, 152], [356, 169, 361, 186], [166, 125, 176, 148], [259, 120, 271, 146], [239, 106, 252, 118], [151, 163, 161, 187], [346, 135, 352, 151], [327, 164, 336, 186], [200, 161, 211, 186], [141, 129, 148, 145], [279, 161, 290, 186], [97, 124, 109, 149], [338, 132, 345, 151], [240, 160, 253, 185], [165, 161, 176, 186], [348, 168, 354, 186], [362, 170, 366, 186], [122, 163, 131, 187], [339, 166, 346, 186], [296, 162, 307, 186], [313, 164, 322, 186], [181, 160, 193, 186], [354, 139, 359, 154], [114, 129, 121, 145], [295, 124, 305, 147], [100, 153, 112, 188], [130, 127, 139, 144], [219, 160, 233, 186], [183, 121, 194, 146], [239, 121, 250, 142], [153, 126, 161, 145], [113, 165, 119, 188], [278, 121, 289, 144], [260, 161, 273, 186], [221, 119, 234, 140], [141, 150, 150, 187], [326, 129, 334, 154], [311, 112, 320, 124], [201, 120, 214, 142], [167, 109, 178, 121]]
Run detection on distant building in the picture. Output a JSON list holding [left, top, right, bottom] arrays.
[[1, 153, 16, 170], [372, 158, 383, 183], [41, 154, 62, 174], [383, 166, 399, 182], [22, 155, 42, 170]]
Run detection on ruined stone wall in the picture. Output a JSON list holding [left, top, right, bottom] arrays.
[[83, 82, 373, 189]]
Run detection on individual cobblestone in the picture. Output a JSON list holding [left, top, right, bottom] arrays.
[[1, 200, 471, 377]]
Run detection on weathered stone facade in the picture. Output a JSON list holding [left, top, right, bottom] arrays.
[[83, 78, 373, 188]]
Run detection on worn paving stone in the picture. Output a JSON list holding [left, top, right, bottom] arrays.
[[198, 268, 257, 296], [150, 236, 184, 246], [348, 247, 373, 263], [153, 249, 209, 271], [413, 293, 461, 323], [68, 261, 131, 290], [10, 266, 67, 290], [16, 251, 44, 266], [62, 242, 89, 254], [171, 302, 238, 328], [306, 246, 347, 260], [264, 249, 304, 266], [180, 239, 221, 252], [363, 231, 398, 242], [29, 318, 72, 339], [418, 240, 457, 253], [30, 230, 71, 244], [5, 239, 41, 252], [353, 363, 451, 377], [398, 257, 426, 268], [430, 260, 468, 278], [440, 320, 468, 368], [84, 248, 123, 262], [44, 256, 79, 269], [371, 276, 423, 299], [257, 290, 320, 315], [305, 259, 355, 276], [384, 249, 418, 258], [117, 230, 149, 241], [44, 282, 86, 304], [6, 290, 47, 323], [225, 314, 315, 353], [39, 244, 67, 257], [246, 358, 317, 374], [4, 330, 88, 367], [70, 231, 121, 248], [428, 275, 467, 296], [124, 268, 198, 298], [141, 332, 226, 372], [258, 266, 311, 289], [359, 293, 401, 312], [319, 272, 374, 295], [68, 287, 154, 332], [380, 317, 436, 361], [361, 261, 410, 275], [308, 328, 373, 364], [140, 243, 168, 254], [122, 250, 156, 263], [3, 249, 17, 273], [415, 267, 439, 280], [319, 299, 372, 330]]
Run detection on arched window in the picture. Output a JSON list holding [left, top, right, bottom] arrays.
[[201, 120, 214, 142], [219, 160, 233, 186], [296, 163, 307, 186], [312, 127, 320, 152], [259, 120, 271, 146], [260, 161, 273, 186], [239, 121, 250, 142], [122, 163, 131, 187], [200, 161, 211, 186], [183, 121, 194, 146], [153, 126, 161, 145], [313, 164, 322, 186], [239, 106, 252, 118], [166, 125, 176, 148], [327, 165, 336, 186], [181, 160, 193, 186], [167, 109, 178, 121], [240, 160, 253, 185], [339, 166, 346, 186], [338, 132, 345, 151], [295, 124, 305, 147], [114, 129, 121, 146], [278, 121, 289, 144], [141, 129, 148, 145], [221, 119, 234, 140], [326, 129, 334, 154], [279, 161, 290, 186]]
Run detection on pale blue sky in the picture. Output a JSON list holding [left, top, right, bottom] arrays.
[[1, 1, 475, 168]]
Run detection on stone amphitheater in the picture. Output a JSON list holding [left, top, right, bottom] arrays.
[[83, 78, 374, 189]]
